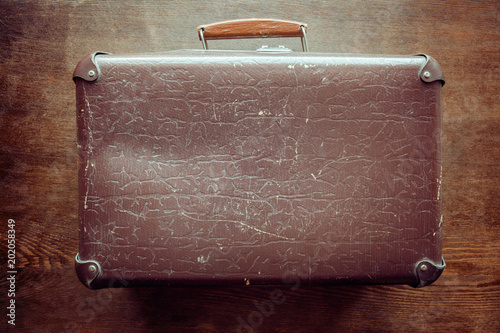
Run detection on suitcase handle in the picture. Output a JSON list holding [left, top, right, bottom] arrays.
[[197, 18, 309, 52]]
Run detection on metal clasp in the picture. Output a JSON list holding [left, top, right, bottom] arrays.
[[256, 45, 292, 52]]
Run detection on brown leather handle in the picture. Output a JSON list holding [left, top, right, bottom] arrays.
[[197, 18, 307, 40]]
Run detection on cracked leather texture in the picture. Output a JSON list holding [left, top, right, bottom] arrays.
[[76, 51, 443, 287]]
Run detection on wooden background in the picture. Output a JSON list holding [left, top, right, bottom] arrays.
[[1, 0, 499, 332]]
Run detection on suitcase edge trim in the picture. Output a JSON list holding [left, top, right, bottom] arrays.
[[73, 51, 445, 86], [74, 256, 447, 289]]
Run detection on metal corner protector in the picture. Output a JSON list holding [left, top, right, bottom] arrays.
[[73, 51, 110, 83], [75, 253, 102, 289], [412, 258, 446, 288], [416, 54, 445, 85]]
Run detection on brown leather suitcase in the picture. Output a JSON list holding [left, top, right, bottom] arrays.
[[74, 19, 445, 289]]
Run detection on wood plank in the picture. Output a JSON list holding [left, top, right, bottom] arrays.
[[0, 0, 499, 332]]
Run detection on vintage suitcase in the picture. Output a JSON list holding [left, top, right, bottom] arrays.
[[74, 19, 445, 289]]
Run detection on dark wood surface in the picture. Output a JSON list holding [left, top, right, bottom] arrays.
[[1, 1, 499, 332]]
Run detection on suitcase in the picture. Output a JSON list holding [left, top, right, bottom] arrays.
[[74, 19, 445, 289]]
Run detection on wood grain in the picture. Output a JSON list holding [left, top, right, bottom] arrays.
[[1, 0, 499, 332]]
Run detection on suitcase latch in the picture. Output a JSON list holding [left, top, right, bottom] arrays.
[[256, 45, 292, 53]]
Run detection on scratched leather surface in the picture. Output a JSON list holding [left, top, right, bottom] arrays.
[[76, 51, 442, 286]]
